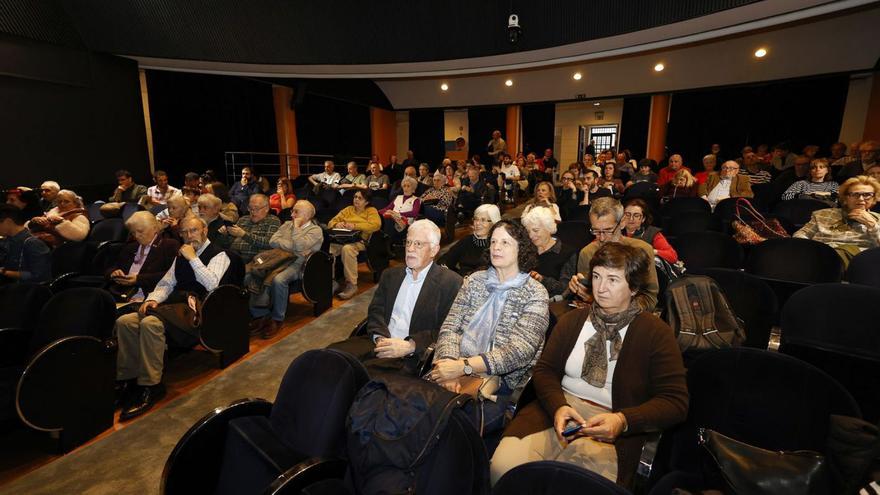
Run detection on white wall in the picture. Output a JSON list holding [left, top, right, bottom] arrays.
[[395, 111, 409, 160], [554, 99, 624, 167], [839, 73, 873, 146]]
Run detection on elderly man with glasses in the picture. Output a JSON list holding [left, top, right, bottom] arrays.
[[698, 160, 754, 210], [328, 219, 463, 374], [567, 197, 659, 310], [222, 193, 280, 264]]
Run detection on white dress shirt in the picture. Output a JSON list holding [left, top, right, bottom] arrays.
[[706, 177, 732, 207], [387, 262, 432, 340], [146, 239, 230, 303]]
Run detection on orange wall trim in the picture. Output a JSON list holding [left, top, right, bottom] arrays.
[[864, 75, 880, 141], [371, 107, 397, 165], [506, 105, 520, 157], [646, 94, 670, 163], [272, 85, 299, 177]]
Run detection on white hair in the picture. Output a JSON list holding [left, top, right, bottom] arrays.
[[197, 193, 221, 208], [294, 199, 316, 219], [408, 219, 441, 246], [57, 189, 84, 209], [125, 210, 160, 232], [522, 206, 558, 234], [474, 204, 501, 224], [41, 181, 60, 192], [401, 176, 418, 189]]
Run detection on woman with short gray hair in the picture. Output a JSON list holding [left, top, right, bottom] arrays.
[[106, 211, 180, 301], [522, 207, 577, 298], [438, 204, 500, 276], [28, 189, 89, 247], [378, 176, 422, 242]]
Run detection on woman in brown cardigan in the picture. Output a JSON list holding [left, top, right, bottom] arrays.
[[491, 243, 688, 489]]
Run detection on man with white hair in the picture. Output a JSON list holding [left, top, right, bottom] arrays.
[[329, 219, 462, 374], [38, 181, 60, 212], [197, 193, 231, 249], [114, 215, 233, 420]]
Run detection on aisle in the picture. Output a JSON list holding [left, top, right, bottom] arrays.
[[0, 288, 375, 495]]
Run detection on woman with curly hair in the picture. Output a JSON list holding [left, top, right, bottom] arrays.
[[427, 219, 550, 435]]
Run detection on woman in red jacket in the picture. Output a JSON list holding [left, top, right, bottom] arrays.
[[621, 198, 678, 263]]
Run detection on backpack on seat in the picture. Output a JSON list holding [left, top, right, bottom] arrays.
[[665, 275, 746, 353], [346, 374, 474, 495]]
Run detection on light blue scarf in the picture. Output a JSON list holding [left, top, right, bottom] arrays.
[[460, 267, 530, 357]]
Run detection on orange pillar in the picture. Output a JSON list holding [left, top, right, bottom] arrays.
[[272, 85, 300, 177], [506, 105, 521, 156], [863, 76, 880, 140], [646, 94, 671, 162], [371, 107, 397, 164]]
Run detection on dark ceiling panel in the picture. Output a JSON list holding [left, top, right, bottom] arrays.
[[0, 0, 83, 47], [2, 0, 759, 65]]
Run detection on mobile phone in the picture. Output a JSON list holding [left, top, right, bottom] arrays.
[[577, 276, 589, 287], [562, 423, 584, 437]]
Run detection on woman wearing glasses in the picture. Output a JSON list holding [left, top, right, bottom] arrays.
[[438, 204, 500, 276], [429, 219, 549, 435], [621, 199, 678, 264], [794, 175, 880, 265]]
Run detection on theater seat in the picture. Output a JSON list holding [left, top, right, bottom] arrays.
[[161, 349, 370, 495], [846, 247, 880, 288], [670, 231, 743, 270], [780, 283, 880, 423], [493, 461, 630, 495], [650, 348, 860, 493]]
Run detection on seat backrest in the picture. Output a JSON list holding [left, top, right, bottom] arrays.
[[121, 202, 144, 222], [691, 268, 778, 349], [31, 287, 117, 352], [780, 283, 880, 421], [492, 460, 629, 495], [666, 348, 860, 474], [555, 222, 593, 252], [670, 231, 743, 270], [52, 241, 94, 276], [745, 237, 843, 284], [846, 247, 880, 288], [86, 202, 104, 223], [0, 283, 52, 331], [710, 198, 738, 234], [665, 210, 713, 237], [415, 410, 490, 495], [220, 250, 245, 287], [660, 197, 711, 221], [270, 349, 370, 459], [772, 198, 829, 230], [89, 218, 127, 243]]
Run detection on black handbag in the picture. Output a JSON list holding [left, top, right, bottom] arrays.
[[327, 228, 363, 244], [699, 428, 830, 494]]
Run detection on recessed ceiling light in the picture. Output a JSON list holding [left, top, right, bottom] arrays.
[[505, 79, 513, 87], [654, 63, 665, 72], [593, 102, 601, 107], [754, 48, 768, 58], [573, 72, 582, 81], [440, 83, 449, 91]]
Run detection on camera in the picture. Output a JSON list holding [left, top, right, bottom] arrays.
[[508, 14, 521, 44]]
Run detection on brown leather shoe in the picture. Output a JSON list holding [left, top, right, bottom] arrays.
[[260, 319, 282, 340], [249, 316, 269, 336]]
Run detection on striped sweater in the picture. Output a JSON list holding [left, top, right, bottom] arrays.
[[435, 270, 550, 391]]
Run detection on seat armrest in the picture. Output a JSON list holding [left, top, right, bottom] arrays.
[[417, 344, 435, 378], [632, 431, 662, 495], [268, 457, 349, 495], [349, 318, 368, 338], [0, 327, 30, 367]]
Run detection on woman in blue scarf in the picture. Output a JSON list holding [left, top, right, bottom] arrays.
[[429, 219, 550, 435]]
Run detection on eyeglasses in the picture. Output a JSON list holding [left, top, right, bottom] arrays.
[[721, 166, 739, 171], [590, 228, 616, 236], [623, 212, 643, 219], [404, 240, 431, 249], [561, 177, 573, 182], [248, 204, 268, 212], [180, 228, 202, 236], [846, 192, 875, 199], [473, 217, 491, 224]]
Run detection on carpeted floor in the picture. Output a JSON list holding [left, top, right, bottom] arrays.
[[0, 288, 375, 495]]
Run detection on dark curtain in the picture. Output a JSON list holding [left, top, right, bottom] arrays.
[[408, 109, 445, 170], [295, 93, 371, 162], [620, 95, 651, 161], [467, 106, 507, 163], [521, 103, 556, 157], [666, 76, 850, 168], [147, 70, 278, 185]]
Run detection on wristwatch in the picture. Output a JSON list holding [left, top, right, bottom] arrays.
[[462, 358, 473, 376]]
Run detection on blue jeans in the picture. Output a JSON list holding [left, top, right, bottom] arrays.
[[249, 262, 302, 322]]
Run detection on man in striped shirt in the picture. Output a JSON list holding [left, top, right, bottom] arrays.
[[739, 151, 772, 184]]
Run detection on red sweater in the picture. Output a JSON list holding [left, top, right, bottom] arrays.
[[657, 166, 691, 186]]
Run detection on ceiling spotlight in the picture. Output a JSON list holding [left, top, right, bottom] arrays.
[[593, 102, 601, 107], [573, 72, 582, 81], [505, 79, 514, 87], [754, 48, 768, 58], [654, 63, 665, 72], [440, 83, 449, 91]]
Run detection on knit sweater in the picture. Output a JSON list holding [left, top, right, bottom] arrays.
[[435, 270, 549, 391], [329, 206, 382, 240]]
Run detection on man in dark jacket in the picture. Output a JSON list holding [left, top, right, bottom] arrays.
[[0, 204, 51, 284], [329, 220, 462, 374]]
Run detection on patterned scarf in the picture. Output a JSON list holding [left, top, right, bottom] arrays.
[[581, 300, 642, 387]]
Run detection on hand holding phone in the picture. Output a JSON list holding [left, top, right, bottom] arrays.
[[562, 422, 584, 437]]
